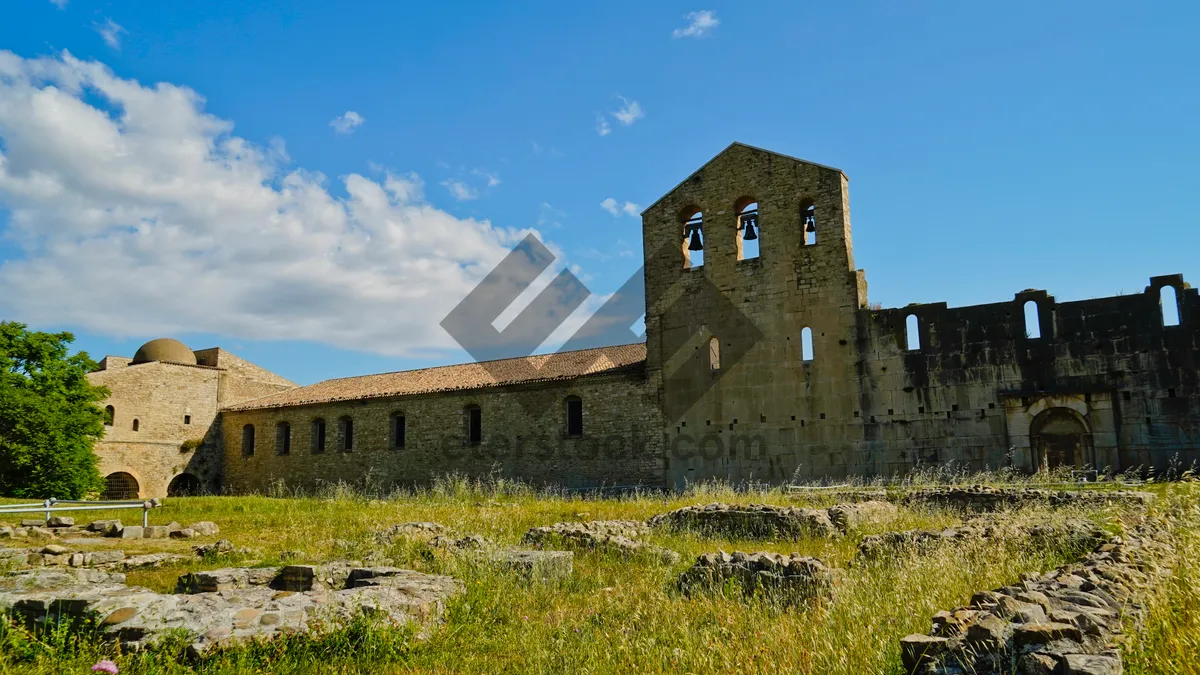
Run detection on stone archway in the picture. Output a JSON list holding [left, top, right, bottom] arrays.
[[101, 472, 140, 500], [1030, 407, 1093, 472], [167, 473, 202, 497]]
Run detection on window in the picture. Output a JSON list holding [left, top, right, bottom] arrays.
[[464, 405, 482, 445], [276, 422, 291, 456], [104, 405, 114, 427], [1161, 285, 1181, 327], [801, 327, 814, 362], [184, 414, 191, 425], [132, 418, 140, 432], [565, 396, 583, 438], [708, 336, 721, 371], [681, 209, 704, 269], [905, 314, 921, 351], [339, 417, 354, 452], [1023, 300, 1042, 339], [311, 418, 327, 454], [802, 202, 817, 246], [736, 200, 759, 260], [390, 413, 406, 449], [242, 424, 255, 457]]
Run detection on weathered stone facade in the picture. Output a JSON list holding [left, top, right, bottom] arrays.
[[88, 143, 1199, 494]]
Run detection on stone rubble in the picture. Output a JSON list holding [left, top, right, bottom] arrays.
[[857, 518, 1108, 561], [373, 522, 448, 544], [898, 486, 1154, 512], [900, 526, 1173, 674], [0, 561, 463, 656], [677, 551, 836, 603], [649, 501, 898, 540], [521, 521, 680, 564]]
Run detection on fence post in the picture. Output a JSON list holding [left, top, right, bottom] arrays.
[[142, 502, 149, 528], [43, 499, 51, 525]]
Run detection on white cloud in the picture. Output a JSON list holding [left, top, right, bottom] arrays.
[[49, 0, 68, 8], [442, 179, 478, 201], [471, 168, 501, 187], [611, 97, 644, 126], [673, 10, 719, 38], [0, 51, 543, 357], [595, 114, 611, 137], [94, 19, 126, 50], [600, 198, 639, 217], [329, 110, 364, 135]]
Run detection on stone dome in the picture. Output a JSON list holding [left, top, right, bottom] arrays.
[[131, 338, 197, 366]]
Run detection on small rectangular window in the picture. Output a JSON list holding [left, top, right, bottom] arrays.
[[341, 418, 354, 451], [392, 415, 406, 449], [465, 406, 482, 445], [184, 414, 191, 425], [312, 420, 326, 454], [566, 398, 583, 438]]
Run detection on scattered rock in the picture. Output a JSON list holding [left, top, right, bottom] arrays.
[[189, 522, 220, 537], [46, 516, 75, 528], [522, 522, 679, 564], [194, 540, 236, 558], [171, 528, 198, 539], [494, 550, 573, 581], [118, 526, 144, 540], [677, 552, 835, 603], [374, 522, 447, 543], [648, 503, 840, 539], [897, 486, 1154, 512], [88, 520, 122, 533]]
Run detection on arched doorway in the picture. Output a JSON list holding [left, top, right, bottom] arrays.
[[1031, 408, 1093, 471], [167, 473, 202, 497], [101, 472, 140, 500]]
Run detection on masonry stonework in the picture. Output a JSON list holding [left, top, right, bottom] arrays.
[[87, 143, 1199, 494]]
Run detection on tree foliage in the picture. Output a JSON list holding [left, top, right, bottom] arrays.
[[0, 322, 109, 498]]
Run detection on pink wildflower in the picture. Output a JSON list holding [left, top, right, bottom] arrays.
[[91, 660, 119, 674]]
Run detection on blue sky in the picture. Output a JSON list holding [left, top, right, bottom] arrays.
[[1, 1, 1197, 385]]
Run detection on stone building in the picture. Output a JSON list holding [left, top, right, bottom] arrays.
[[91, 143, 1200, 496], [87, 338, 296, 498]]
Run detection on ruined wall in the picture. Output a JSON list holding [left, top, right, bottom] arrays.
[[86, 362, 223, 497], [642, 144, 870, 487], [220, 370, 663, 493], [859, 275, 1200, 475]]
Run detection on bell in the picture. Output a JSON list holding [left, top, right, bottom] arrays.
[[742, 219, 758, 241], [805, 217, 816, 233], [687, 228, 704, 251]]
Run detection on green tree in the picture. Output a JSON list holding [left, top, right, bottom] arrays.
[[0, 322, 109, 498]]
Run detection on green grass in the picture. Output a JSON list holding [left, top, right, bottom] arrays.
[[0, 476, 1194, 674]]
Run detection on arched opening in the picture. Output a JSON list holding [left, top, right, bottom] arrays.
[[275, 422, 291, 456], [801, 327, 814, 362], [463, 404, 482, 445], [390, 412, 406, 449], [708, 336, 721, 371], [1161, 285, 1181, 327], [101, 472, 139, 500], [905, 314, 921, 351], [131, 418, 140, 432], [736, 200, 759, 261], [338, 416, 354, 452], [801, 201, 817, 246], [167, 473, 201, 497], [1024, 300, 1042, 339], [565, 396, 583, 438], [1031, 407, 1093, 472], [681, 209, 704, 269], [241, 424, 255, 457], [311, 418, 327, 454], [103, 405, 114, 427]]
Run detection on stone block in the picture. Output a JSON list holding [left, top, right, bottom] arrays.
[[189, 522, 220, 536], [900, 634, 950, 672], [171, 528, 197, 539], [143, 526, 171, 539], [118, 526, 144, 540], [492, 550, 573, 581], [88, 520, 122, 533], [85, 551, 126, 566], [103, 523, 124, 538], [46, 516, 74, 528], [1062, 653, 1122, 675], [20, 519, 43, 528]]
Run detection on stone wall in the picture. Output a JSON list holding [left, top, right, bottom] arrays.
[[221, 370, 663, 493]]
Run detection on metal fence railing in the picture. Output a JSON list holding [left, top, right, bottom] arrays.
[[0, 498, 162, 527]]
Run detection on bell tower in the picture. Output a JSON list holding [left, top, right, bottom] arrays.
[[640, 143, 868, 487]]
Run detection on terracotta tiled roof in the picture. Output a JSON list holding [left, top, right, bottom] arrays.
[[224, 343, 647, 411]]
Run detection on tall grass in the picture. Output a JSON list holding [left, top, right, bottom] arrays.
[[0, 477, 1193, 674]]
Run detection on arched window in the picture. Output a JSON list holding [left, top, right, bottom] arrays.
[[101, 472, 139, 500], [275, 422, 291, 456], [241, 424, 255, 457], [103, 405, 114, 427], [1161, 286, 1181, 327], [802, 201, 817, 246], [131, 418, 140, 432], [565, 396, 583, 438], [736, 200, 759, 261], [390, 412, 406, 450], [167, 473, 201, 497], [905, 314, 921, 351], [801, 327, 814, 362], [1023, 300, 1042, 339], [463, 404, 482, 445], [311, 418, 327, 454], [338, 416, 354, 452], [681, 209, 704, 269], [708, 336, 721, 371]]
